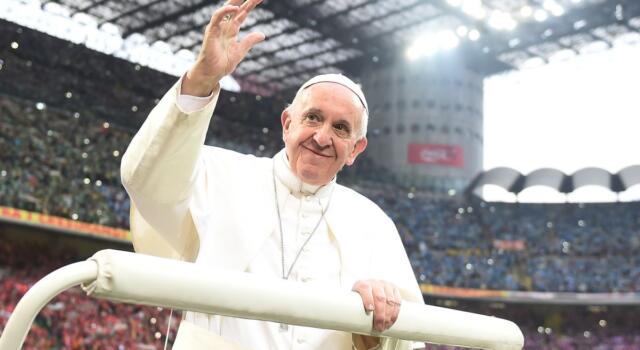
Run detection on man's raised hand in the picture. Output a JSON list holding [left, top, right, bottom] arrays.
[[183, 0, 265, 96]]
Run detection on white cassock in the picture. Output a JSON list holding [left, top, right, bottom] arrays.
[[121, 77, 424, 350]]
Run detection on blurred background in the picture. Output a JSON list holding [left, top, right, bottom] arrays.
[[1, 0, 639, 348]]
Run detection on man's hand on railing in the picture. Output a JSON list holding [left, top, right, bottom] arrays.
[[352, 279, 402, 332]]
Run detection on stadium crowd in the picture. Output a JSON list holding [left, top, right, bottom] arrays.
[[2, 91, 640, 294], [0, 90, 282, 229], [0, 95, 132, 228], [0, 239, 181, 349], [402, 197, 640, 293], [423, 303, 640, 350]]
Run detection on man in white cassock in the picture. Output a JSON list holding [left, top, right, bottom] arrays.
[[120, 0, 424, 349]]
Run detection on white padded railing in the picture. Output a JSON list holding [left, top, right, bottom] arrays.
[[0, 249, 524, 349]]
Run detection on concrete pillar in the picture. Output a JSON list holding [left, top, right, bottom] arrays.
[[361, 55, 484, 194]]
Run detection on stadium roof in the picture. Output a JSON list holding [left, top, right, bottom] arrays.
[[467, 165, 640, 198], [5, 0, 640, 95]]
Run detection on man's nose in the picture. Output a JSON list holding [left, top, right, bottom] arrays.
[[313, 124, 332, 148]]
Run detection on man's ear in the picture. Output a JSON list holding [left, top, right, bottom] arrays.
[[280, 108, 292, 141], [346, 137, 368, 166]]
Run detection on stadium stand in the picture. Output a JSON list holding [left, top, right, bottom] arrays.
[[423, 300, 640, 350], [2, 91, 640, 294], [2, 18, 640, 349]]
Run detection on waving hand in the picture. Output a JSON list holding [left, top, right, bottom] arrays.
[[183, 0, 265, 96]]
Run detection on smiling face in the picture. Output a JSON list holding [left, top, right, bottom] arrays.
[[281, 82, 368, 185]]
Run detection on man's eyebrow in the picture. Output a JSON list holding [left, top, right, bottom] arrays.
[[304, 108, 324, 116], [303, 108, 353, 129]]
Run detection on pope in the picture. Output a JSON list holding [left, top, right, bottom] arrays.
[[121, 0, 424, 349]]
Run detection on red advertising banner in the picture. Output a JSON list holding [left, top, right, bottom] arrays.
[[0, 206, 131, 241], [493, 239, 527, 251], [420, 284, 508, 298], [407, 144, 464, 167]]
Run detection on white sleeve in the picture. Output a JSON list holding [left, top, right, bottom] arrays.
[[121, 77, 220, 250], [176, 77, 216, 113]]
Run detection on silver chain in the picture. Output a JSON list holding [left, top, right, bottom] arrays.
[[272, 161, 332, 280]]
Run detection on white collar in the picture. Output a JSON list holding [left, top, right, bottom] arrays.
[[273, 149, 335, 198]]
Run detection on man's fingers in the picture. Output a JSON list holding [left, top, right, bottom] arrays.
[[225, 0, 244, 6], [234, 0, 262, 24], [210, 5, 240, 27], [239, 32, 266, 57], [352, 281, 375, 314], [383, 284, 399, 328], [353, 280, 402, 333], [372, 285, 388, 332], [391, 287, 402, 324]]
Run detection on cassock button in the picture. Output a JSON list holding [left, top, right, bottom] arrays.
[[297, 337, 306, 344]]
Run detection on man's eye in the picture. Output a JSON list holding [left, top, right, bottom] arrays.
[[306, 114, 320, 122], [334, 124, 350, 133]]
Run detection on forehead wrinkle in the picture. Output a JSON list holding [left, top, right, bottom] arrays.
[[303, 107, 324, 116]]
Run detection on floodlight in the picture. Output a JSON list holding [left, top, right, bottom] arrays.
[[122, 34, 152, 66], [43, 2, 70, 16], [542, 0, 556, 10], [100, 23, 121, 37], [520, 6, 533, 17], [72, 12, 98, 29], [124, 33, 148, 47], [220, 75, 241, 92], [543, 0, 565, 16], [456, 25, 469, 37], [550, 7, 565, 16], [151, 40, 173, 54], [573, 19, 587, 29], [148, 41, 175, 72], [420, 34, 440, 56], [176, 49, 196, 61], [504, 18, 517, 31], [520, 57, 546, 69], [438, 30, 460, 50], [6, 0, 43, 29], [462, 0, 486, 19], [534, 9, 549, 22], [406, 45, 421, 61], [489, 11, 518, 31], [468, 29, 481, 41], [488, 11, 505, 30], [548, 49, 576, 63]]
